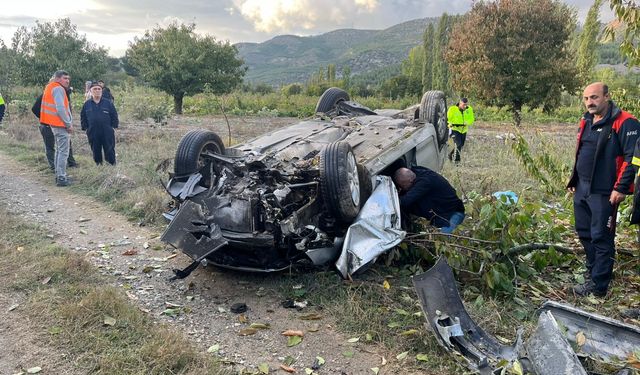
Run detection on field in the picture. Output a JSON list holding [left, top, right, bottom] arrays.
[[0, 103, 638, 374]]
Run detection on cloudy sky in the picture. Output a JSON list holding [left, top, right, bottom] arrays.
[[0, 0, 611, 57]]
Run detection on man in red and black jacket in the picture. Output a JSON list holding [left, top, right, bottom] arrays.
[[567, 82, 640, 297]]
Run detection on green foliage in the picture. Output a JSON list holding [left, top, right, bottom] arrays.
[[125, 22, 245, 114], [435, 193, 572, 295], [576, 0, 604, 85], [11, 18, 108, 89], [422, 24, 434, 92], [400, 45, 424, 97], [432, 14, 452, 92], [604, 0, 640, 66], [510, 132, 571, 194], [446, 0, 579, 116]]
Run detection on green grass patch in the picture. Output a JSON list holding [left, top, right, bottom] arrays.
[[0, 207, 228, 375]]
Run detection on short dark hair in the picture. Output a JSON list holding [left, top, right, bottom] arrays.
[[603, 84, 609, 95], [54, 70, 69, 78], [97, 80, 104, 84], [460, 97, 468, 104]]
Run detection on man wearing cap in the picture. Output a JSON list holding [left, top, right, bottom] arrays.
[[81, 81, 119, 165], [40, 70, 73, 186], [447, 98, 475, 163]]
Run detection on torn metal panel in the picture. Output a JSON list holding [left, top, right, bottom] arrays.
[[412, 256, 520, 374], [525, 311, 588, 375], [539, 300, 640, 363], [167, 173, 207, 199], [161, 200, 228, 261], [335, 176, 405, 278]]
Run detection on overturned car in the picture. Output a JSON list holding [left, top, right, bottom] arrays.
[[161, 88, 448, 274]]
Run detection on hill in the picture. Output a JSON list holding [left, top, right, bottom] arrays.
[[235, 17, 437, 86]]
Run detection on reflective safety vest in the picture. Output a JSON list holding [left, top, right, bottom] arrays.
[[40, 82, 70, 128], [447, 105, 475, 134], [0, 94, 5, 106]]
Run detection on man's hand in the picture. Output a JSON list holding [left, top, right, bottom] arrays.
[[567, 187, 575, 193], [610, 190, 626, 205]]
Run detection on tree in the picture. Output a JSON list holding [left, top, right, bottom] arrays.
[[577, 0, 604, 85], [342, 66, 351, 90], [604, 0, 640, 65], [422, 23, 435, 92], [11, 18, 108, 88], [0, 40, 19, 91], [327, 64, 336, 84], [446, 0, 578, 125], [126, 23, 245, 114], [432, 13, 450, 92], [401, 45, 425, 96]]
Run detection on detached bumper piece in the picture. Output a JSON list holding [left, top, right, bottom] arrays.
[[161, 200, 228, 279], [412, 256, 520, 374], [413, 256, 640, 374]]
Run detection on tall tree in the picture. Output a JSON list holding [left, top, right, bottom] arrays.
[[422, 23, 435, 92], [0, 40, 19, 91], [342, 66, 351, 90], [604, 0, 640, 65], [577, 0, 604, 85], [446, 0, 578, 125], [126, 23, 245, 114], [11, 18, 108, 88], [327, 64, 336, 84], [401, 45, 424, 96], [432, 13, 450, 92]]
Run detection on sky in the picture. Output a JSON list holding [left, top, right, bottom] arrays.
[[0, 0, 612, 57]]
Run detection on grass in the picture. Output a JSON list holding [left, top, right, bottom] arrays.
[[0, 112, 638, 373], [0, 208, 228, 375]]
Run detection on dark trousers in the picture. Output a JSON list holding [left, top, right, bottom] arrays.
[[448, 130, 467, 162], [39, 124, 76, 169], [573, 180, 616, 292], [0, 104, 5, 124], [88, 127, 116, 165]]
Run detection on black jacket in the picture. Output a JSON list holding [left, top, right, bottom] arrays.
[[567, 102, 640, 195], [80, 98, 119, 134], [398, 166, 465, 227]]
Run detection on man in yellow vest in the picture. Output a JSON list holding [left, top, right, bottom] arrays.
[[446, 97, 475, 163], [40, 70, 73, 186], [0, 92, 5, 125]]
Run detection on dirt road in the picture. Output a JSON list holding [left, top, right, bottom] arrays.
[[0, 152, 384, 375]]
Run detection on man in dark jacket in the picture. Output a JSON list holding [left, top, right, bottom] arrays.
[[32, 88, 77, 171], [567, 82, 640, 297], [97, 80, 114, 103], [81, 81, 119, 165], [393, 166, 465, 233]]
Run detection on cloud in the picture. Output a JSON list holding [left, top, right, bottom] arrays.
[[233, 0, 380, 32]]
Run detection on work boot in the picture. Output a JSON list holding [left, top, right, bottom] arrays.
[[55, 176, 72, 187], [573, 280, 606, 297]]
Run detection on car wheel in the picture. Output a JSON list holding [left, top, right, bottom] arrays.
[[174, 130, 225, 188], [320, 141, 360, 223], [316, 87, 350, 114], [419, 90, 448, 148]]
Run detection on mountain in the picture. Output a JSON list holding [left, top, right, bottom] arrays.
[[235, 17, 437, 86]]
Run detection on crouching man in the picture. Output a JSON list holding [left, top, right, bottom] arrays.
[[393, 167, 465, 233]]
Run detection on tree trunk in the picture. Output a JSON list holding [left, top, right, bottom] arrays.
[[512, 100, 523, 127], [173, 93, 184, 115]]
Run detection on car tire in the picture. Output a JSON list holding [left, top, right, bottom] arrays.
[[174, 130, 225, 187], [320, 141, 360, 223], [419, 90, 448, 148], [315, 87, 350, 114]]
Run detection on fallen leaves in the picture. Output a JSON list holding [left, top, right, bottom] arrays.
[[576, 331, 586, 347], [238, 328, 258, 336], [103, 316, 116, 326], [287, 335, 303, 347], [279, 364, 296, 373], [121, 249, 138, 256], [282, 330, 304, 337], [206, 344, 220, 353]]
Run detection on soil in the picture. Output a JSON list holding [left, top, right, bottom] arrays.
[[0, 151, 386, 375]]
